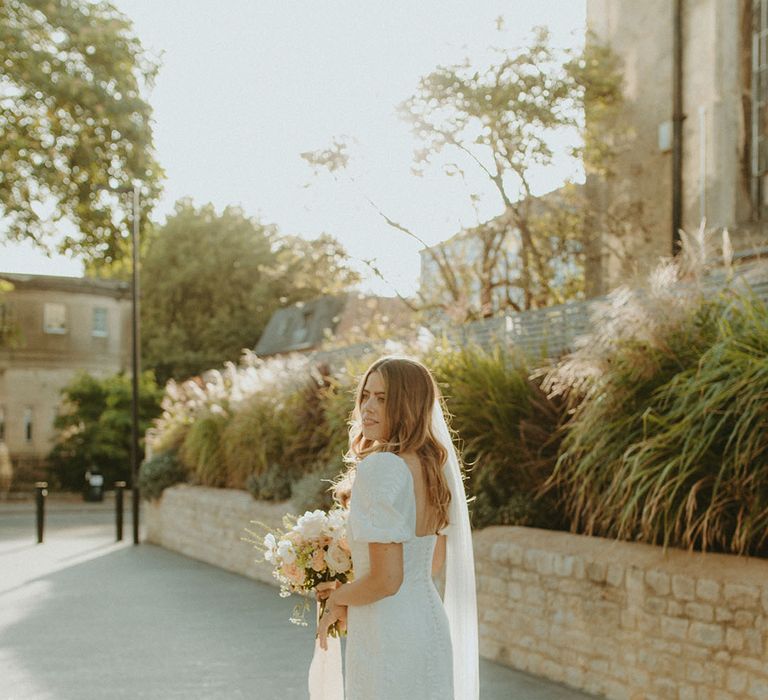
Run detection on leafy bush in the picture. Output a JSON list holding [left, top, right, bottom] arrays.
[[426, 340, 567, 530], [48, 371, 164, 490], [290, 459, 347, 513], [245, 461, 292, 501], [139, 451, 187, 500]]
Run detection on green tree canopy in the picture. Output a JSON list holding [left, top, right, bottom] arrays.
[[0, 0, 163, 264], [48, 370, 163, 490], [141, 199, 360, 383]]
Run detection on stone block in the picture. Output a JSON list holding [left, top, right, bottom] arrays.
[[507, 581, 523, 600], [724, 583, 760, 610], [733, 610, 756, 628], [746, 676, 768, 700], [606, 562, 625, 587], [586, 561, 607, 583], [672, 574, 696, 601], [715, 607, 735, 623], [667, 600, 684, 616], [646, 569, 671, 596], [696, 578, 721, 603], [742, 629, 763, 655], [684, 602, 714, 622], [688, 621, 723, 648], [552, 552, 574, 577], [643, 596, 667, 614], [660, 615, 689, 640], [726, 668, 748, 694], [725, 627, 744, 651], [535, 550, 555, 575]]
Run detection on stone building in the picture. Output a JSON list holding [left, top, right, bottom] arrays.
[[587, 0, 768, 294], [0, 273, 132, 488]]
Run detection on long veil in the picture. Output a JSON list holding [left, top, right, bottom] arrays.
[[432, 397, 480, 700]]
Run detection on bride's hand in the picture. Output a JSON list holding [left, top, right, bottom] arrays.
[[315, 580, 341, 602], [317, 602, 346, 651]]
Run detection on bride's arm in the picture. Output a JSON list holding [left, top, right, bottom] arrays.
[[329, 542, 404, 607], [431, 534, 446, 577]]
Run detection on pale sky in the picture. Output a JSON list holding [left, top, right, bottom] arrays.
[[0, 1, 586, 298]]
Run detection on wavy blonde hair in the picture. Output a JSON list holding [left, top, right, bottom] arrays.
[[333, 354, 452, 534]]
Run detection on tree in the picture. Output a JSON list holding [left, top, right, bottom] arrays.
[[141, 199, 360, 383], [303, 27, 624, 319], [0, 0, 163, 264], [48, 370, 163, 490]]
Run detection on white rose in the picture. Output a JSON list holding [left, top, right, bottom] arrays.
[[325, 542, 351, 574], [276, 539, 296, 564], [263, 533, 277, 563], [326, 508, 348, 534], [295, 510, 328, 540]]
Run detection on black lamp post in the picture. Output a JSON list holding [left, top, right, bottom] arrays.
[[129, 182, 141, 545], [112, 181, 142, 545]]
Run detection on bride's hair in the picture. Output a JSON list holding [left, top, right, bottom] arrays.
[[333, 354, 452, 533]]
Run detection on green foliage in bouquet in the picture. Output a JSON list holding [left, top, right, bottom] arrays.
[[139, 451, 187, 500], [425, 339, 567, 530]]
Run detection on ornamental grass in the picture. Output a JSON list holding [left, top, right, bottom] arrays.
[[426, 340, 567, 529], [542, 228, 768, 555]]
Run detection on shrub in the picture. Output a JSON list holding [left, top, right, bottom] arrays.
[[290, 459, 347, 513], [139, 451, 187, 500], [426, 340, 567, 530], [543, 246, 768, 554], [245, 461, 292, 501], [179, 412, 230, 487]]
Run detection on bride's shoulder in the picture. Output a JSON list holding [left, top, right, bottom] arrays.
[[355, 451, 410, 487]]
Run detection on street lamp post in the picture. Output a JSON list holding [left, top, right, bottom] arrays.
[[107, 181, 143, 544], [129, 182, 141, 545]]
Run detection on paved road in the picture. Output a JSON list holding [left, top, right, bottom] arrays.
[[0, 498, 597, 700]]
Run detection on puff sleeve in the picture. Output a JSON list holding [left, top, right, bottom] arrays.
[[348, 452, 417, 543]]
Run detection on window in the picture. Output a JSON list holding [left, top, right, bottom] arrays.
[[0, 405, 5, 442], [92, 307, 109, 337], [23, 407, 33, 442], [43, 303, 67, 334]]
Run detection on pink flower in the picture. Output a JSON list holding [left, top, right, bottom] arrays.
[[325, 542, 351, 574], [311, 549, 326, 572]]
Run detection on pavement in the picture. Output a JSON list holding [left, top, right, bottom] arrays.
[[0, 496, 598, 700]]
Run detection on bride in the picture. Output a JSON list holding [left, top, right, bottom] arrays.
[[313, 355, 479, 700]]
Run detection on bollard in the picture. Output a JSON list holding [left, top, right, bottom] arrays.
[[115, 481, 126, 541], [35, 481, 48, 544]]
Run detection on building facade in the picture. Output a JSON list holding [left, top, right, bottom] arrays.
[[587, 0, 768, 293], [0, 273, 132, 488]]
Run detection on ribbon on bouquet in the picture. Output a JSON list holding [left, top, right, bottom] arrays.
[[308, 600, 344, 700]]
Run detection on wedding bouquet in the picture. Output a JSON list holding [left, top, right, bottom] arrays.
[[245, 507, 354, 636]]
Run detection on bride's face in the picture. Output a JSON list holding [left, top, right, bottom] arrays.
[[360, 370, 389, 443]]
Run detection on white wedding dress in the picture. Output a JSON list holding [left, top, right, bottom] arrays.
[[344, 451, 454, 699]]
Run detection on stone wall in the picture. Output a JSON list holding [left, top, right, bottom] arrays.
[[144, 484, 290, 586], [146, 485, 768, 700], [474, 527, 768, 700]]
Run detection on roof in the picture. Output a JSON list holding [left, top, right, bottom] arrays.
[[0, 272, 130, 299], [254, 291, 418, 357], [254, 294, 348, 356]]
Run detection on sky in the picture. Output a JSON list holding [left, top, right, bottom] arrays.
[[0, 1, 587, 298]]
